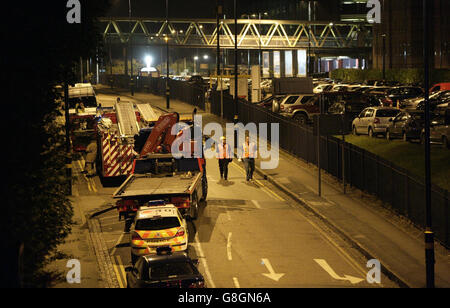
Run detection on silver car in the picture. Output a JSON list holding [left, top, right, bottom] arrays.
[[352, 107, 401, 137]]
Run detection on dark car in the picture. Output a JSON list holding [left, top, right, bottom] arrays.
[[428, 117, 450, 149], [286, 92, 379, 126], [382, 87, 424, 107], [416, 91, 450, 112], [126, 251, 205, 289], [386, 110, 426, 141]]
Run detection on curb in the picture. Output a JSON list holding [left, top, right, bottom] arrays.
[[254, 166, 412, 289], [87, 218, 121, 288]]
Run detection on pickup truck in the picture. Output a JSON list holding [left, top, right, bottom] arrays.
[[113, 154, 207, 221]]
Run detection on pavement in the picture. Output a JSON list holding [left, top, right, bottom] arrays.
[[95, 86, 450, 288]]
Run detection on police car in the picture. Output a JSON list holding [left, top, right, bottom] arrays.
[[131, 201, 189, 264]]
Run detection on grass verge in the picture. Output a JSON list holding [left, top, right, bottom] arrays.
[[343, 135, 450, 191]]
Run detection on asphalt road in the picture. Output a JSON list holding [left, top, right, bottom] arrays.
[[71, 92, 398, 288]]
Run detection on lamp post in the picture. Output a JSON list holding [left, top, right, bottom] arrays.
[[423, 0, 434, 289], [382, 34, 386, 80], [129, 0, 134, 96], [234, 0, 238, 124], [166, 0, 170, 109]]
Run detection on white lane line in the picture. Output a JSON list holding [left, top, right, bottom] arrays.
[[251, 200, 262, 209], [233, 277, 241, 288], [193, 234, 216, 288], [111, 232, 125, 256], [227, 233, 233, 261]]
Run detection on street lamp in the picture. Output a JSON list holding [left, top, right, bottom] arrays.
[[194, 56, 199, 75]]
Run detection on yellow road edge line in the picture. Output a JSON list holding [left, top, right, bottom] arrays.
[[112, 260, 125, 289], [115, 255, 127, 288]]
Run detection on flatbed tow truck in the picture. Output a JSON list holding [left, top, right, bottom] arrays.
[[112, 112, 207, 221]]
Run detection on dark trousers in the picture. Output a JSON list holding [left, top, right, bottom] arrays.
[[243, 158, 255, 181], [219, 159, 230, 180]]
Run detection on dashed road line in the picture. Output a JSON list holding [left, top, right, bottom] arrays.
[[233, 277, 241, 288], [251, 200, 262, 209], [227, 233, 233, 261]]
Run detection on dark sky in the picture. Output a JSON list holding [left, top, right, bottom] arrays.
[[106, 0, 224, 19]]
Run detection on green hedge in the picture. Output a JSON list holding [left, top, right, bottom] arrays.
[[330, 68, 450, 85]]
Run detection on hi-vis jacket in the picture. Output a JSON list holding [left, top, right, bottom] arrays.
[[242, 142, 257, 159], [216, 143, 232, 159]]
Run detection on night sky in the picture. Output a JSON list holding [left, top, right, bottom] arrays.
[[106, 0, 224, 19]]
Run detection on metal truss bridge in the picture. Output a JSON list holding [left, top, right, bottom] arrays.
[[100, 18, 372, 54]]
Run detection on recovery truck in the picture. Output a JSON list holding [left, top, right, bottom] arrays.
[[112, 112, 208, 221], [67, 83, 99, 152]]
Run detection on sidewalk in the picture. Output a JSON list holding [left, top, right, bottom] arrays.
[[97, 87, 450, 288]]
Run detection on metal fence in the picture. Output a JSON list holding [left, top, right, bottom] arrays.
[[210, 90, 449, 248], [101, 74, 205, 110]]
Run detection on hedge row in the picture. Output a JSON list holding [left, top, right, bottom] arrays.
[[330, 68, 450, 85]]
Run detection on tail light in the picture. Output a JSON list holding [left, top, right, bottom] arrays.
[[383, 98, 393, 106], [176, 228, 185, 237], [132, 232, 142, 241], [280, 105, 285, 110], [374, 118, 380, 124], [189, 281, 205, 288], [171, 197, 190, 209]]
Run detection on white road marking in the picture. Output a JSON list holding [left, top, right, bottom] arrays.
[[314, 259, 364, 285], [227, 233, 233, 261], [193, 234, 216, 288], [251, 200, 262, 209], [111, 233, 125, 256], [233, 277, 241, 288], [261, 259, 285, 282]]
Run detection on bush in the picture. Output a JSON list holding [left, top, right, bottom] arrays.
[[330, 68, 450, 85]]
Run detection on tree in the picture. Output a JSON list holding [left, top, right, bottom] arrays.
[[1, 1, 110, 287]]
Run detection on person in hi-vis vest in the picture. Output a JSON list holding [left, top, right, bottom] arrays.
[[216, 136, 233, 181], [239, 136, 257, 182]]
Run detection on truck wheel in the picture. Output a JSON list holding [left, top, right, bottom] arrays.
[[294, 114, 308, 126], [190, 193, 199, 221]]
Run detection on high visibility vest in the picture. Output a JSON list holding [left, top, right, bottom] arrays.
[[243, 142, 256, 159], [217, 143, 231, 159]]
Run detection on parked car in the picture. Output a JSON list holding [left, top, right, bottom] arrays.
[[284, 92, 379, 126], [313, 84, 334, 93], [278, 94, 315, 113], [428, 118, 450, 149], [352, 107, 401, 137], [399, 90, 448, 110], [130, 204, 189, 264], [126, 249, 206, 288], [416, 91, 450, 112], [386, 110, 426, 141], [430, 82, 450, 94], [382, 87, 424, 107]]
